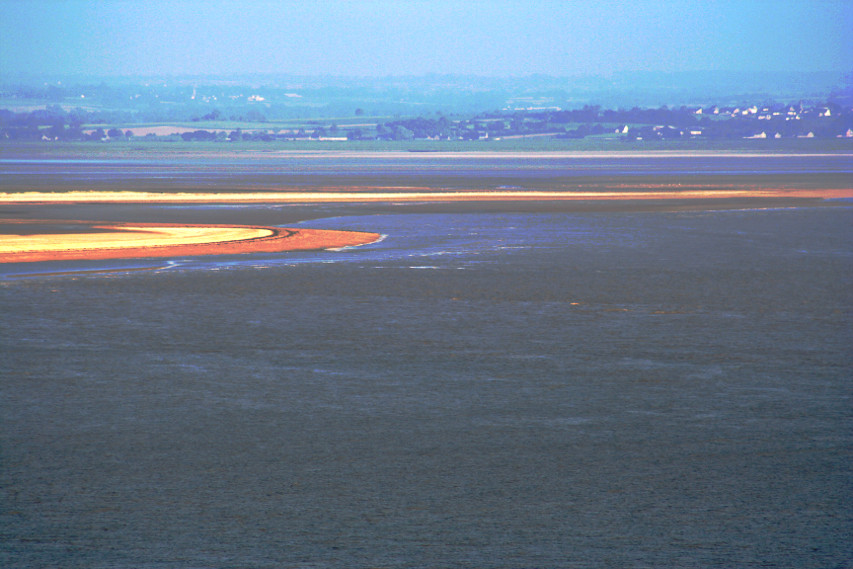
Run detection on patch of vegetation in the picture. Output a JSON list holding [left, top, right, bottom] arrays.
[[4, 97, 851, 150]]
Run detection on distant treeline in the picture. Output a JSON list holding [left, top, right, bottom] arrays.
[[2, 102, 851, 142]]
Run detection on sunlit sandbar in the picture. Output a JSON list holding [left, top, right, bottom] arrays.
[[2, 188, 851, 203], [0, 221, 382, 263], [0, 226, 274, 254], [1, 186, 849, 263]]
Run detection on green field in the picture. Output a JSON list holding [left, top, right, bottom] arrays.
[[81, 116, 393, 131]]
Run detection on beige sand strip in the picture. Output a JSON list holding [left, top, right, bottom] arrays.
[[0, 226, 273, 254], [1, 188, 851, 203]]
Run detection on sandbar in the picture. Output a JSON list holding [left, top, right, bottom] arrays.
[[1, 185, 849, 264], [2, 188, 851, 204], [0, 220, 381, 263]]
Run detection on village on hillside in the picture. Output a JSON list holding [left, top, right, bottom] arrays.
[[366, 102, 853, 143], [2, 99, 851, 144], [1, 74, 851, 144]]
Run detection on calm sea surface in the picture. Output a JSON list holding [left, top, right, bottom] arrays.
[[2, 153, 852, 189], [1, 156, 852, 568]]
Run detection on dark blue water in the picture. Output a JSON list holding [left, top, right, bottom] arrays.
[[2, 203, 851, 568]]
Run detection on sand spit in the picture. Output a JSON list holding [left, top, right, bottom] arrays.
[[0, 220, 382, 263], [2, 188, 851, 204]]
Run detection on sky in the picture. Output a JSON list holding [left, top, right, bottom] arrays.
[[1, 0, 851, 78]]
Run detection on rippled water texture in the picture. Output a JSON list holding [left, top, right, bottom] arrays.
[[1, 154, 852, 568]]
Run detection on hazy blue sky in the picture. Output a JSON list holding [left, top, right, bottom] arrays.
[[1, 0, 851, 78]]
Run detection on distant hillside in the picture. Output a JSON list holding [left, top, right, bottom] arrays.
[[1, 72, 849, 121]]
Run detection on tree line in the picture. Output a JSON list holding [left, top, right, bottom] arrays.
[[2, 101, 851, 142]]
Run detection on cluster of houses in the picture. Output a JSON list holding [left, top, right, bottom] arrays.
[[620, 102, 851, 141], [692, 103, 835, 119]]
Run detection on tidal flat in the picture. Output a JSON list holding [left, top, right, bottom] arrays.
[[1, 151, 851, 568]]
